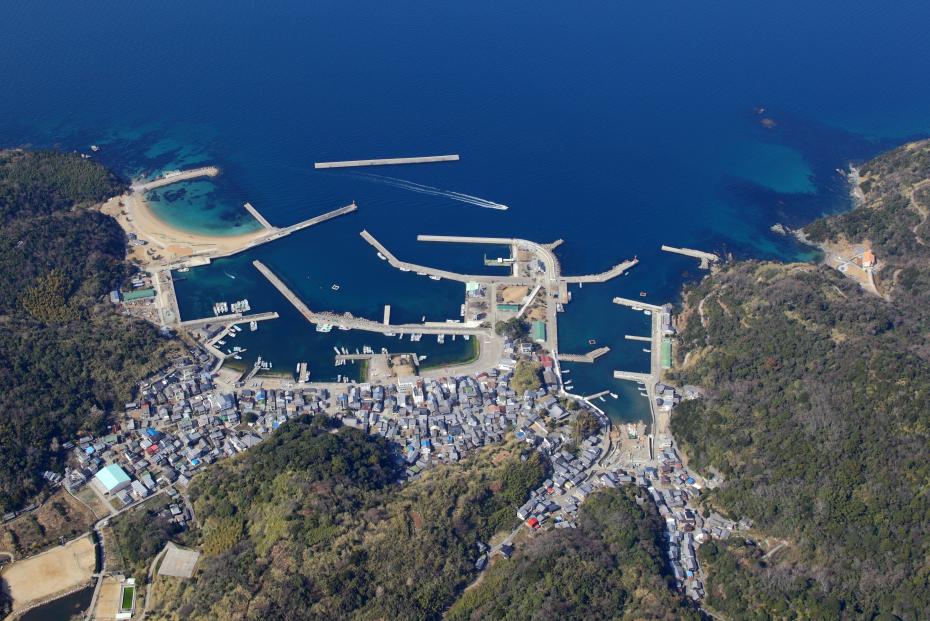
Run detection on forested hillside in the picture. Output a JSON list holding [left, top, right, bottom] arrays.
[[669, 141, 930, 620], [149, 415, 549, 621], [0, 149, 179, 511], [447, 486, 698, 621]]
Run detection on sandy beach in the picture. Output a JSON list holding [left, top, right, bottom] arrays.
[[101, 191, 267, 265]]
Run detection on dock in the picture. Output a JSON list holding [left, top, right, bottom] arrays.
[[560, 346, 610, 363], [132, 166, 220, 192], [624, 334, 651, 342], [253, 260, 489, 336], [314, 154, 459, 169], [613, 370, 653, 383], [561, 257, 639, 283], [612, 297, 664, 312], [383, 305, 391, 325], [243, 202, 274, 229], [210, 202, 357, 259], [661, 245, 719, 269], [585, 390, 611, 400], [178, 311, 279, 329], [360, 230, 533, 285]]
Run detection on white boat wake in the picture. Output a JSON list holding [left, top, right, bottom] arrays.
[[349, 172, 508, 210]]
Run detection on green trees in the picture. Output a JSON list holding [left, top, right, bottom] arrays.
[[152, 420, 547, 621], [571, 409, 600, 442], [495, 317, 529, 340], [447, 487, 699, 621], [672, 258, 930, 619], [0, 149, 179, 511], [511, 360, 542, 394]]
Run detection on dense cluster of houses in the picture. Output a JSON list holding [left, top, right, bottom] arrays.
[[58, 343, 610, 520], [48, 336, 725, 605], [336, 357, 608, 480]]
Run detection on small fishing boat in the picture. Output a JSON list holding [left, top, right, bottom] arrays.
[[429, 275, 441, 281], [225, 272, 236, 279], [588, 339, 597, 345], [639, 291, 647, 298], [331, 284, 340, 291]]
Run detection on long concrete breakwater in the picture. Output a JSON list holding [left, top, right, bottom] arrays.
[[314, 155, 460, 169], [178, 311, 279, 328], [243, 202, 274, 229], [562, 258, 639, 283], [253, 260, 489, 336], [132, 166, 220, 192], [360, 230, 533, 285], [661, 245, 719, 269], [560, 346, 611, 363], [417, 234, 637, 284], [612, 296, 664, 312], [209, 202, 358, 260]]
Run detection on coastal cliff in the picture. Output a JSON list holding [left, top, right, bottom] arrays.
[[668, 141, 930, 620]]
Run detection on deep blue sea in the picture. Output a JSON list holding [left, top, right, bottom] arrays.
[[3, 0, 930, 421]]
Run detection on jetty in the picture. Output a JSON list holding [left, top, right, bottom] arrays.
[[560, 346, 610, 363], [360, 230, 533, 285], [625, 334, 651, 342], [210, 202, 357, 259], [612, 297, 664, 312], [243, 202, 274, 229], [178, 311, 279, 329], [383, 305, 391, 325], [132, 166, 219, 192], [585, 390, 611, 401], [562, 258, 639, 283], [661, 245, 719, 269], [314, 154, 459, 169], [613, 370, 653, 383], [253, 260, 488, 336]]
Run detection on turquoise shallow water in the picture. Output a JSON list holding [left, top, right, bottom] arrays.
[[2, 1, 930, 422]]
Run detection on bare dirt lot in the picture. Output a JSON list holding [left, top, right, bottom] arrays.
[[90, 576, 123, 621], [0, 489, 98, 558], [499, 286, 529, 304], [1, 534, 96, 609]]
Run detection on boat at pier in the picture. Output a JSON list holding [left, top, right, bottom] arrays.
[[429, 275, 441, 280]]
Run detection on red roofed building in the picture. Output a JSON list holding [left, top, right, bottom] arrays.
[[540, 355, 554, 369], [526, 517, 540, 529]]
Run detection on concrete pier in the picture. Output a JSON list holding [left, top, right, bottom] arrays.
[[383, 305, 391, 325], [624, 334, 652, 342], [178, 311, 279, 328], [210, 202, 357, 259], [560, 347, 610, 363], [243, 202, 274, 229], [661, 245, 719, 269], [612, 297, 664, 312], [132, 166, 220, 192], [253, 260, 489, 336], [585, 390, 611, 400], [562, 258, 639, 283], [613, 370, 652, 382], [360, 230, 533, 285], [314, 154, 459, 169]]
